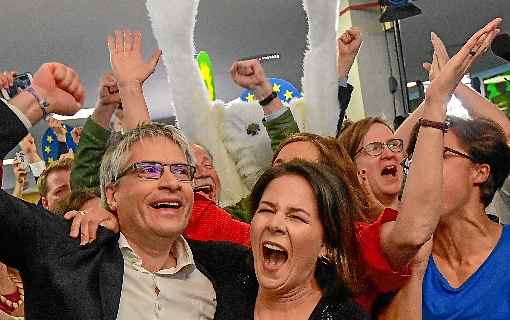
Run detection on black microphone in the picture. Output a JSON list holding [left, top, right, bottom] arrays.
[[492, 33, 510, 62]]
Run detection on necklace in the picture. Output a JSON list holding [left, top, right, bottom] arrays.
[[0, 272, 24, 310]]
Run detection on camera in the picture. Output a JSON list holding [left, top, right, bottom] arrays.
[[0, 73, 33, 99]]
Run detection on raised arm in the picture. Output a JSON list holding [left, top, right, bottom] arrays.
[[146, 0, 248, 206], [107, 29, 161, 129], [382, 18, 502, 268], [336, 28, 362, 136], [300, 0, 341, 136], [71, 73, 120, 191]]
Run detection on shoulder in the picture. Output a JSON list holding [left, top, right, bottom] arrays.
[[188, 239, 250, 271], [310, 295, 369, 320]]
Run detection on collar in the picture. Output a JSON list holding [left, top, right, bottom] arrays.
[[118, 233, 195, 275]]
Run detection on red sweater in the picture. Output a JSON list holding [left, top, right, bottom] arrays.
[[355, 208, 411, 312], [184, 193, 251, 247]]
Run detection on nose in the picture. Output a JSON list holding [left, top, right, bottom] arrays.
[[158, 166, 181, 190], [380, 143, 399, 160], [267, 212, 286, 234]]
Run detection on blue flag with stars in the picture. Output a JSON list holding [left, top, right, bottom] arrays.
[[240, 78, 302, 104], [41, 125, 77, 164]]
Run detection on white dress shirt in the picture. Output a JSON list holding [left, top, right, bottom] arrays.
[[116, 234, 216, 320]]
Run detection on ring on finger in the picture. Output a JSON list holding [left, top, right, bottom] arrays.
[[469, 49, 476, 56]]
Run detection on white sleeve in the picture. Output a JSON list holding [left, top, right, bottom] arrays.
[[0, 98, 32, 130], [146, 0, 248, 206], [296, 0, 341, 136]]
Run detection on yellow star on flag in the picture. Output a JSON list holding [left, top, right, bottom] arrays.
[[247, 93, 255, 103], [44, 146, 52, 154], [46, 136, 53, 143], [272, 83, 281, 93], [284, 90, 294, 101]]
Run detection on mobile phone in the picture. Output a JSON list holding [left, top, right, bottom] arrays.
[[15, 151, 29, 170], [1, 73, 33, 99]]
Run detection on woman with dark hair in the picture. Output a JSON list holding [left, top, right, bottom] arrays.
[[383, 18, 509, 319], [248, 160, 368, 319], [272, 133, 411, 314]]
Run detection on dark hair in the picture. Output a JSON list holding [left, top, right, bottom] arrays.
[[337, 117, 393, 160], [250, 160, 363, 298], [407, 116, 510, 207], [273, 133, 369, 221]]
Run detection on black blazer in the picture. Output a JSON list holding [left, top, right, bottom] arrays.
[[0, 101, 253, 320]]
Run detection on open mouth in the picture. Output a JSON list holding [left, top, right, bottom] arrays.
[[262, 241, 288, 269], [194, 177, 215, 198], [381, 165, 398, 177], [150, 200, 182, 210]]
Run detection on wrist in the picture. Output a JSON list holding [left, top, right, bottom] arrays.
[[253, 82, 273, 100], [117, 79, 142, 89]]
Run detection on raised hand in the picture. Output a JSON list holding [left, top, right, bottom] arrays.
[[337, 27, 362, 79], [97, 72, 121, 109], [47, 116, 67, 141], [106, 29, 162, 86], [0, 71, 16, 89], [230, 59, 272, 99], [19, 133, 37, 156], [12, 160, 27, 185], [423, 32, 450, 81], [71, 127, 83, 145], [31, 63, 86, 115], [426, 18, 502, 106]]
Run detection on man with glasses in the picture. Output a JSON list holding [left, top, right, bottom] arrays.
[[0, 63, 248, 320]]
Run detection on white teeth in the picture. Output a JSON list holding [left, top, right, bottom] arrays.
[[264, 243, 285, 252]]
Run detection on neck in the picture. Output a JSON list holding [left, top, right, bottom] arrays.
[[123, 232, 178, 273], [379, 193, 399, 210], [255, 279, 322, 320], [433, 203, 501, 265]]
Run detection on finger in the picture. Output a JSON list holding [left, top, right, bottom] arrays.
[[123, 29, 133, 51], [52, 63, 67, 83], [114, 30, 123, 53], [132, 31, 142, 52], [101, 93, 121, 105], [106, 36, 115, 54], [462, 18, 502, 56], [80, 217, 89, 245], [59, 67, 76, 91], [422, 62, 431, 71], [67, 74, 81, 95], [88, 219, 99, 243], [64, 211, 79, 220], [74, 85, 86, 107], [69, 213, 83, 238]]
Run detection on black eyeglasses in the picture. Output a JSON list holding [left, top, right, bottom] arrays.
[[443, 147, 478, 162], [400, 146, 478, 176], [355, 138, 404, 157], [116, 161, 196, 182]]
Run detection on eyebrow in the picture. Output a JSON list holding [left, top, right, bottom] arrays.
[[258, 201, 311, 217]]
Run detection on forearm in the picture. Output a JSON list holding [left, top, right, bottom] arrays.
[[336, 83, 354, 137], [262, 109, 300, 152], [385, 101, 444, 268], [455, 83, 510, 140], [117, 82, 150, 129], [70, 118, 110, 191], [11, 183, 23, 199]]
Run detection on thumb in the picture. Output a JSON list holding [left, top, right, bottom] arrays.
[[423, 62, 431, 72]]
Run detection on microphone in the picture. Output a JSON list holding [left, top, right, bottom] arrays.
[[492, 33, 510, 62]]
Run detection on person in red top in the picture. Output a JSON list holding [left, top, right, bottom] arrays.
[[185, 192, 250, 247], [272, 133, 411, 313]]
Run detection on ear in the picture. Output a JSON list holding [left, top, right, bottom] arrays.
[[319, 242, 328, 259], [41, 196, 49, 210], [473, 163, 491, 185], [105, 183, 119, 211]]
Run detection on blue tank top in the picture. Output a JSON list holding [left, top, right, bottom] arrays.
[[423, 224, 510, 319]]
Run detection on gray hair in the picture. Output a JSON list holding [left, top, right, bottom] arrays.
[[100, 122, 195, 210]]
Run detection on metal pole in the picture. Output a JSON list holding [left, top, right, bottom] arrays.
[[393, 19, 410, 114]]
